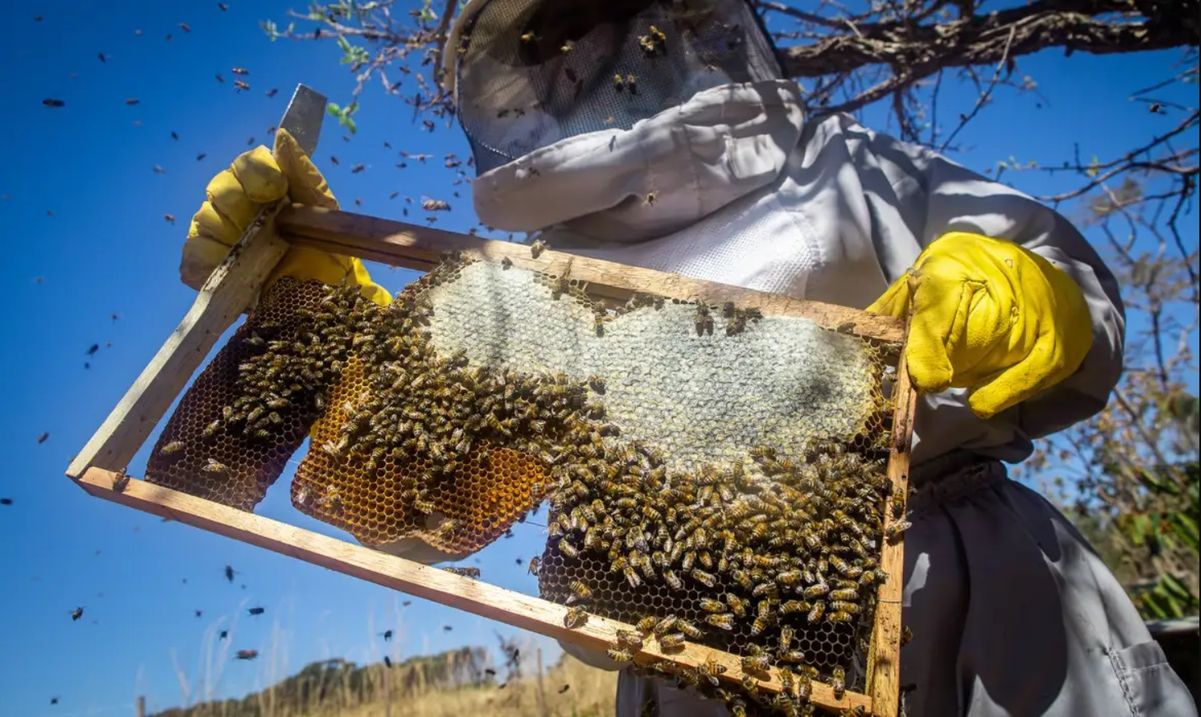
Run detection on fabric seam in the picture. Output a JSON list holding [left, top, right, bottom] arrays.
[[1107, 647, 1141, 716]]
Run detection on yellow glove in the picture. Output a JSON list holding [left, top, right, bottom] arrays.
[[181, 128, 391, 306], [868, 232, 1093, 419]]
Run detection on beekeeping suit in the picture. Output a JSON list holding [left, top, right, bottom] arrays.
[[439, 0, 1198, 715]]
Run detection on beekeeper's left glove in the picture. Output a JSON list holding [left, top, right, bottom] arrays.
[[868, 232, 1092, 419]]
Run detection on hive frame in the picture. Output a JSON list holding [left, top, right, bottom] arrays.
[[67, 208, 915, 716]]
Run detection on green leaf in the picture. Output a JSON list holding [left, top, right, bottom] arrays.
[[1167, 512, 1199, 553], [1160, 573, 1192, 600]]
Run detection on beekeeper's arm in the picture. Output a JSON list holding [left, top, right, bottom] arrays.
[[181, 128, 391, 306], [860, 117, 1125, 432]]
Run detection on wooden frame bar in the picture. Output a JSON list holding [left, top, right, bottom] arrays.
[[68, 206, 912, 716], [276, 205, 905, 345]]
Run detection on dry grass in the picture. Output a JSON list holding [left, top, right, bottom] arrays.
[[318, 656, 616, 717], [152, 650, 617, 717]]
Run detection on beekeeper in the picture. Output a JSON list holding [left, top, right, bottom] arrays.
[[179, 0, 1196, 714]]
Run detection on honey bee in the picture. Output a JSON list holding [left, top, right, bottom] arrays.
[[558, 539, 579, 559], [830, 555, 853, 575], [779, 625, 795, 651], [795, 671, 812, 701], [445, 567, 481, 578], [520, 31, 538, 43], [740, 653, 771, 675], [776, 569, 802, 586], [625, 73, 637, 92], [885, 519, 912, 543], [657, 632, 685, 652], [529, 239, 548, 259], [779, 649, 806, 664], [111, 469, 130, 493], [653, 615, 678, 635], [560, 40, 574, 54], [830, 587, 859, 601], [698, 656, 727, 684], [828, 610, 854, 624], [831, 666, 845, 699], [703, 613, 734, 631], [663, 569, 683, 590], [725, 593, 748, 617], [691, 568, 717, 588], [616, 629, 644, 649], [564, 606, 589, 629], [569, 580, 593, 600], [807, 601, 825, 623], [752, 582, 778, 599], [699, 598, 725, 613], [676, 619, 704, 639], [779, 667, 794, 694], [160, 440, 185, 456], [501, 256, 513, 270], [802, 583, 829, 599], [203, 458, 228, 475], [779, 600, 807, 615], [901, 625, 913, 646], [739, 674, 760, 698], [606, 647, 633, 663], [829, 601, 860, 614], [202, 419, 221, 439], [613, 73, 625, 92], [732, 569, 754, 591], [637, 616, 658, 633]]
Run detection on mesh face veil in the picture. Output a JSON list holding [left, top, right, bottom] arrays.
[[451, 0, 784, 173]]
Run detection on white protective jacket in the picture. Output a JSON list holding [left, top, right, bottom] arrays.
[[473, 80, 1197, 716]]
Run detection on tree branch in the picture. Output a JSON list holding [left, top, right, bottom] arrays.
[[781, 0, 1199, 113]]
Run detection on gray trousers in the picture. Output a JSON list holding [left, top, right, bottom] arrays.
[[616, 459, 1198, 716]]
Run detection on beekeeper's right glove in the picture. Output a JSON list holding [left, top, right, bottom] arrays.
[[181, 128, 390, 306]]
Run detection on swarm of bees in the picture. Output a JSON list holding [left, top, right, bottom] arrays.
[[145, 277, 336, 509], [536, 433, 891, 713], [146, 251, 900, 715]]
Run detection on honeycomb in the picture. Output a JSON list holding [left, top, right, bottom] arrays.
[[145, 277, 329, 510], [149, 254, 901, 714], [291, 357, 550, 555]]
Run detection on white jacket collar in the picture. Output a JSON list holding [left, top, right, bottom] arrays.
[[473, 80, 805, 242]]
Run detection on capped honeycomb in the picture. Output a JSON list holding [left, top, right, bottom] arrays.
[[145, 277, 329, 510], [150, 253, 901, 715]]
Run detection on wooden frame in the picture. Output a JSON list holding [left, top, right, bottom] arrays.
[[66, 206, 914, 715]]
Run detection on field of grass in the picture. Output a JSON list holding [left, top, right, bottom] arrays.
[[151, 648, 617, 717]]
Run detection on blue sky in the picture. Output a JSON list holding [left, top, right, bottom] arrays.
[[0, 2, 1195, 716]]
